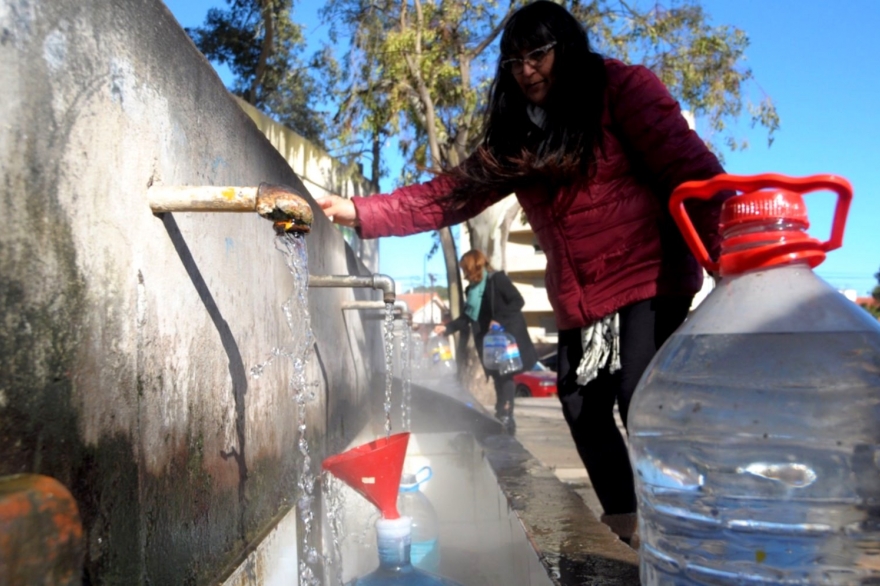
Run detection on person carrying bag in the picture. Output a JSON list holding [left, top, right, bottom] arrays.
[[435, 250, 538, 432]]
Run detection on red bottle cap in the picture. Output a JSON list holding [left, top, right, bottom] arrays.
[[669, 173, 852, 276], [719, 189, 809, 229]]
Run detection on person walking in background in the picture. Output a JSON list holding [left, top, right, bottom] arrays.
[[317, 0, 728, 543], [434, 250, 537, 432]]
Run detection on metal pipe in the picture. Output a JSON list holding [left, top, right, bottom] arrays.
[[342, 299, 410, 314], [309, 274, 396, 304], [394, 299, 410, 317], [147, 182, 313, 234], [341, 300, 412, 325]]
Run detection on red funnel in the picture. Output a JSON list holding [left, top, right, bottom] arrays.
[[322, 432, 410, 519]]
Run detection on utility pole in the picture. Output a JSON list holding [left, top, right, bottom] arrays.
[[427, 273, 437, 327]]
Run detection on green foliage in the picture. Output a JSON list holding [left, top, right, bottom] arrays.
[[859, 265, 880, 318], [874, 266, 880, 302], [574, 1, 779, 156], [188, 0, 780, 182], [321, 0, 511, 175], [186, 0, 327, 146], [320, 0, 779, 182]]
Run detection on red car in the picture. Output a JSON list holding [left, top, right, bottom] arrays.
[[513, 358, 558, 398]]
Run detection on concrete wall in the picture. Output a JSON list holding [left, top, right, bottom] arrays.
[[0, 0, 381, 583]]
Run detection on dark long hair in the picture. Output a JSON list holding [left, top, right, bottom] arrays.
[[447, 1, 607, 203]]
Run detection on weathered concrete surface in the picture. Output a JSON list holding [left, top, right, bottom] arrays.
[[0, 0, 382, 583]]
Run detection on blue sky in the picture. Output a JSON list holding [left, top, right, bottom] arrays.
[[164, 0, 879, 296]]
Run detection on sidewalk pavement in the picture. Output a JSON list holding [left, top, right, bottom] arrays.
[[509, 397, 606, 521]]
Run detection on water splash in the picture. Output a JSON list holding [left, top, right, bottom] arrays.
[[322, 473, 346, 586], [383, 303, 395, 438], [411, 333, 425, 375], [399, 327, 412, 430], [251, 233, 320, 586], [249, 346, 285, 379]]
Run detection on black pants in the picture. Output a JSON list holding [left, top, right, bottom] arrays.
[[556, 296, 691, 515], [489, 371, 516, 418]]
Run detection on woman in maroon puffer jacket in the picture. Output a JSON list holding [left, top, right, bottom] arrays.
[[318, 0, 728, 540]]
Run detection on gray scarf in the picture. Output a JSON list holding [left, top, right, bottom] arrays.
[[575, 312, 621, 385]]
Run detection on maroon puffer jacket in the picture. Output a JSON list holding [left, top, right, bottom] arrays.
[[353, 59, 726, 330]]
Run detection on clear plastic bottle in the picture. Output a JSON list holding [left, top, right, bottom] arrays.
[[483, 324, 523, 374], [398, 467, 440, 573], [497, 331, 523, 375], [629, 174, 880, 585], [427, 333, 454, 372], [482, 324, 507, 370], [346, 517, 463, 586]]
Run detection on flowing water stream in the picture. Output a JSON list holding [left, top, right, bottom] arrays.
[[252, 233, 418, 583], [382, 303, 395, 438], [323, 474, 347, 586], [399, 327, 412, 431], [250, 233, 320, 585]]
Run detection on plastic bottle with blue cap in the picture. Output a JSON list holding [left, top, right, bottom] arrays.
[[483, 324, 523, 374], [322, 433, 463, 586], [397, 466, 441, 574]]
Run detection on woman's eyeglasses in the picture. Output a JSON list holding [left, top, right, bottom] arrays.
[[501, 42, 556, 74]]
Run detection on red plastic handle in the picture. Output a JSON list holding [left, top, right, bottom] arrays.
[[669, 173, 853, 273]]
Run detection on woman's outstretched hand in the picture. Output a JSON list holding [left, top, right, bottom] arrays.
[[316, 195, 359, 227]]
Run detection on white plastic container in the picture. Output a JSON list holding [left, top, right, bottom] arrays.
[[629, 174, 880, 585]]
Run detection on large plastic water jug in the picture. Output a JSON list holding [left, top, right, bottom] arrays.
[[628, 174, 880, 585], [482, 324, 508, 370], [398, 467, 440, 573], [483, 325, 523, 375], [346, 517, 464, 586], [498, 335, 523, 375]]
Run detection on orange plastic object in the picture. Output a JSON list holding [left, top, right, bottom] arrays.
[[0, 474, 84, 586], [669, 173, 853, 275], [322, 432, 410, 519]]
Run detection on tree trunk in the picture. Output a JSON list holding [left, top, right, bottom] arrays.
[[499, 202, 523, 271], [465, 195, 518, 270], [438, 227, 460, 316]]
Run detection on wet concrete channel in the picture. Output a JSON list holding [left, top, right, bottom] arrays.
[[396, 374, 641, 586]]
